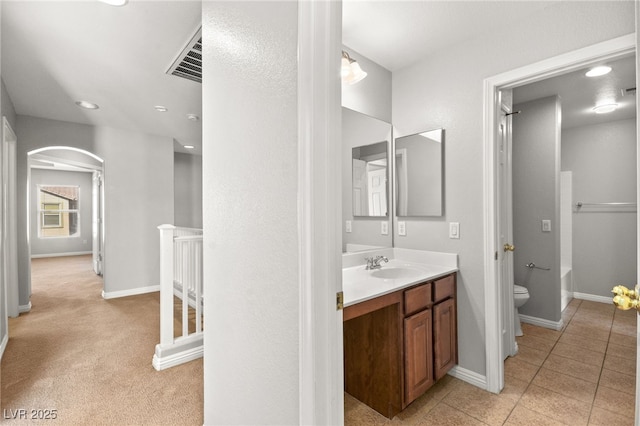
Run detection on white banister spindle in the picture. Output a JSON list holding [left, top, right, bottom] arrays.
[[153, 225, 204, 371], [158, 224, 176, 347]]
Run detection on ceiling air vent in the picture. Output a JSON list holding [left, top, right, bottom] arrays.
[[167, 27, 202, 83]]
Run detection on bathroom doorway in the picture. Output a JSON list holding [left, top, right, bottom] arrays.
[[483, 34, 636, 394]]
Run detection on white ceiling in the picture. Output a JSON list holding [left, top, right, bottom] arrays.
[[2, 1, 635, 153], [2, 1, 202, 154]]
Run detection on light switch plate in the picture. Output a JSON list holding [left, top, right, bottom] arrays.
[[345, 220, 352, 233], [398, 221, 406, 236], [449, 222, 460, 239], [542, 220, 551, 232], [381, 221, 389, 235]]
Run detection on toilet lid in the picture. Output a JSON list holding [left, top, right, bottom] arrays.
[[514, 285, 528, 294]]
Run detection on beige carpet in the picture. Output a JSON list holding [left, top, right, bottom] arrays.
[[1, 255, 203, 425]]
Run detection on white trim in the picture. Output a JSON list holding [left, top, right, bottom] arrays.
[[519, 314, 564, 331], [28, 146, 104, 163], [101, 285, 159, 299], [0, 332, 8, 361], [572, 292, 613, 305], [19, 302, 31, 313], [31, 251, 92, 259], [483, 33, 635, 396], [152, 334, 203, 371], [298, 1, 342, 425], [448, 365, 488, 390]]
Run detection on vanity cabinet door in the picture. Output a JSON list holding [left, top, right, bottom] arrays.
[[433, 297, 457, 380], [404, 309, 434, 405]]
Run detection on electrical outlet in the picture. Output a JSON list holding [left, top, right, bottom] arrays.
[[449, 222, 460, 239], [381, 221, 389, 235], [345, 220, 352, 233], [398, 221, 406, 236], [542, 220, 551, 232]]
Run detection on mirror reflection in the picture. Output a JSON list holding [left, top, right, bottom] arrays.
[[352, 142, 388, 217], [395, 129, 444, 217], [342, 108, 392, 253]]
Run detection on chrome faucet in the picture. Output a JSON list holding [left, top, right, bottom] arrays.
[[365, 255, 389, 270]]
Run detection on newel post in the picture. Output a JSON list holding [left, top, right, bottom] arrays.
[[158, 224, 176, 346]]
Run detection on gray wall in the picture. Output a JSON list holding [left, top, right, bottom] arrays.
[[512, 97, 561, 323], [174, 152, 202, 229], [391, 1, 634, 377], [16, 115, 174, 304], [342, 107, 392, 251], [2, 78, 16, 130], [29, 168, 93, 256], [342, 46, 392, 123], [0, 12, 6, 355], [562, 118, 637, 297]]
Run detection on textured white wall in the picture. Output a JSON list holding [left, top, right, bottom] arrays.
[[15, 116, 174, 302], [202, 2, 300, 424], [174, 152, 202, 229], [562, 118, 637, 297], [513, 97, 561, 322], [392, 1, 635, 376]]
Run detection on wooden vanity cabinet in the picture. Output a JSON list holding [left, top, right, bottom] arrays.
[[403, 273, 457, 407], [343, 272, 457, 418]]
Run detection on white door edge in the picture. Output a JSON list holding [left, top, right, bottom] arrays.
[[483, 33, 636, 395], [298, 1, 343, 425]]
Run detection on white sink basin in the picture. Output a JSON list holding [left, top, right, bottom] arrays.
[[370, 267, 423, 280]]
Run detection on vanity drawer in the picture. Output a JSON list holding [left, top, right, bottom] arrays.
[[404, 283, 432, 316], [433, 274, 455, 303]]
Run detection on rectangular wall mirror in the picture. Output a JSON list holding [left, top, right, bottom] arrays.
[[342, 107, 392, 253], [395, 128, 444, 217]]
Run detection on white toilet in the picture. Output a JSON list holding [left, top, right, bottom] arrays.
[[513, 285, 530, 337]]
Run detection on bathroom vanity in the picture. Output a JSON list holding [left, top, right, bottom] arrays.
[[342, 250, 458, 419]]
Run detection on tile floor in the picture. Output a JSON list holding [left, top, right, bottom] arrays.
[[345, 299, 636, 425]]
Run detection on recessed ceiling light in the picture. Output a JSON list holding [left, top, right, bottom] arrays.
[[585, 66, 612, 77], [593, 103, 618, 114], [154, 105, 168, 112], [183, 145, 195, 149], [75, 100, 99, 110], [187, 114, 200, 122], [99, 0, 129, 6]]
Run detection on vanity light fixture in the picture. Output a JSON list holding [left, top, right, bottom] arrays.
[[75, 100, 99, 110], [341, 51, 367, 85], [154, 105, 168, 112], [98, 0, 129, 6], [593, 103, 618, 114], [585, 65, 612, 77]]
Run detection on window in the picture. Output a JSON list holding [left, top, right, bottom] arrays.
[[37, 185, 80, 238]]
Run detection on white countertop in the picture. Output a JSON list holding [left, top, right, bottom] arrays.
[[342, 249, 458, 307]]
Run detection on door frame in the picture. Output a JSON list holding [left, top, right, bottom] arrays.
[[2, 117, 18, 319], [482, 33, 636, 394]]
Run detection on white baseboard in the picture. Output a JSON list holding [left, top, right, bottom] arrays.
[[572, 292, 612, 304], [152, 344, 203, 371], [519, 314, 564, 331], [0, 333, 8, 361], [19, 302, 31, 313], [102, 285, 159, 299], [31, 251, 92, 259], [448, 365, 487, 390]]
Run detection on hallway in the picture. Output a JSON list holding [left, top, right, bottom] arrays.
[[1, 255, 202, 425]]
